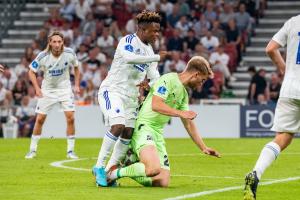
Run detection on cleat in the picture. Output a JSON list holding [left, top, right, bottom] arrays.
[[67, 151, 79, 159], [92, 166, 107, 187], [25, 151, 36, 159], [244, 171, 259, 200]]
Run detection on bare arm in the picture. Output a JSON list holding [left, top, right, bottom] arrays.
[[266, 40, 286, 75], [28, 69, 42, 97], [73, 66, 80, 94], [181, 118, 220, 157], [152, 95, 196, 119]]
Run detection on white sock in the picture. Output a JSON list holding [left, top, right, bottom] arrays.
[[253, 141, 281, 180], [67, 135, 75, 153], [105, 138, 131, 171], [95, 131, 118, 168], [29, 135, 41, 152]]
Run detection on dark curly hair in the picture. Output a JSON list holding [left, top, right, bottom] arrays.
[[136, 10, 161, 25]]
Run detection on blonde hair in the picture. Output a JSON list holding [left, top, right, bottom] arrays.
[[44, 31, 64, 52], [186, 56, 214, 78]]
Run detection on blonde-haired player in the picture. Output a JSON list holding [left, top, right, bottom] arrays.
[[25, 31, 80, 159], [107, 56, 220, 187]]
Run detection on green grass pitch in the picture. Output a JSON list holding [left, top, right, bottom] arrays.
[[1, 138, 300, 200]]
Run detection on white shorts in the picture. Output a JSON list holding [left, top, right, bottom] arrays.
[[35, 89, 75, 114], [271, 97, 300, 133], [98, 89, 138, 128]]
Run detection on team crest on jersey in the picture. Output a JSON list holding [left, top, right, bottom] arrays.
[[125, 44, 134, 52], [31, 61, 39, 69], [157, 86, 167, 95]]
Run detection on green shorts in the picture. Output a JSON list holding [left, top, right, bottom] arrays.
[[131, 122, 170, 170]]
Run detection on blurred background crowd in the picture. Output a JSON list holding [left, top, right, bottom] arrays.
[[1, 0, 284, 137]]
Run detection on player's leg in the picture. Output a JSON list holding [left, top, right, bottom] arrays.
[[60, 91, 78, 159], [25, 95, 55, 159], [25, 113, 47, 159], [64, 111, 78, 159], [93, 90, 125, 186], [244, 98, 298, 200], [105, 97, 137, 171]]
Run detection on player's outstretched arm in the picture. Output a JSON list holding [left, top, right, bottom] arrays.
[[181, 118, 221, 158], [28, 69, 43, 98], [266, 40, 286, 74], [152, 95, 196, 119], [0, 64, 4, 73]]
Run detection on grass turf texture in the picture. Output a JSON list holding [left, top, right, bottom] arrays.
[[1, 138, 300, 200]]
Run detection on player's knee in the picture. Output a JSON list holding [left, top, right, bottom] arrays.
[[110, 124, 125, 136]]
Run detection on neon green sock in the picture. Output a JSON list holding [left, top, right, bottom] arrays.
[[118, 162, 146, 178], [131, 176, 152, 187]]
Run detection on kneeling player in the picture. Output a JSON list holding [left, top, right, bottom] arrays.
[[107, 56, 220, 187]]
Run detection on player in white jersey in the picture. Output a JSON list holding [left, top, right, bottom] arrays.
[[92, 10, 169, 187], [25, 31, 80, 159], [244, 15, 300, 200]]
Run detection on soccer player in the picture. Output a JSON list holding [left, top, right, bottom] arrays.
[[25, 31, 80, 159], [106, 56, 220, 187], [244, 15, 300, 200], [92, 10, 169, 187]]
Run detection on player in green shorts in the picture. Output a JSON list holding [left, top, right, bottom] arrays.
[[107, 56, 221, 187]]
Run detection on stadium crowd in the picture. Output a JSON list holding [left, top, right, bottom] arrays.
[[0, 0, 280, 137]]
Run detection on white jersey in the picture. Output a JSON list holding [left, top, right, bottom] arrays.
[[29, 47, 79, 91], [272, 15, 300, 99], [100, 33, 160, 99]]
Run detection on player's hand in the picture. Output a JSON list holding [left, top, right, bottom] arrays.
[[74, 85, 80, 94], [202, 147, 221, 158], [35, 88, 43, 98], [179, 110, 197, 120], [0, 64, 4, 73], [159, 51, 170, 60], [136, 80, 150, 91]]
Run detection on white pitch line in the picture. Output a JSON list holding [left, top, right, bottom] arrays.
[[163, 176, 300, 200], [168, 152, 300, 157], [49, 158, 275, 181]]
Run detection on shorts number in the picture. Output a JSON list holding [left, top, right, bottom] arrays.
[[163, 155, 169, 167]]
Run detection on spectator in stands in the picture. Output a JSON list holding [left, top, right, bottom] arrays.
[[1, 66, 17, 90], [31, 40, 41, 56], [201, 30, 219, 52], [163, 51, 186, 73], [0, 82, 10, 105], [0, 98, 14, 138], [61, 20, 74, 42], [190, 83, 209, 104], [269, 73, 281, 104], [194, 15, 210, 38], [211, 20, 226, 45], [219, 3, 235, 29], [15, 96, 35, 137], [97, 26, 115, 57], [234, 3, 251, 45], [24, 47, 35, 63], [178, 0, 190, 16], [248, 68, 269, 105], [12, 80, 28, 106], [14, 57, 29, 77], [77, 44, 89, 62], [80, 12, 96, 36], [59, 0, 75, 21], [183, 29, 199, 52], [192, 43, 209, 60], [86, 48, 102, 72], [225, 19, 242, 64], [125, 12, 137, 34], [204, 1, 217, 23], [75, 0, 91, 21], [36, 29, 48, 50], [167, 29, 184, 51], [175, 15, 190, 36], [80, 62, 93, 83], [167, 3, 181, 28], [48, 8, 64, 30], [161, 0, 174, 16], [72, 28, 84, 51]]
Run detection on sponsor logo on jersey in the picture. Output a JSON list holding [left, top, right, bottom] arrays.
[[48, 68, 65, 76], [31, 61, 39, 69], [125, 44, 134, 52], [157, 86, 167, 95]]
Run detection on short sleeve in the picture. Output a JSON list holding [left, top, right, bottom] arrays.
[[152, 76, 170, 100], [272, 19, 290, 47], [71, 52, 79, 67], [29, 51, 46, 72]]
